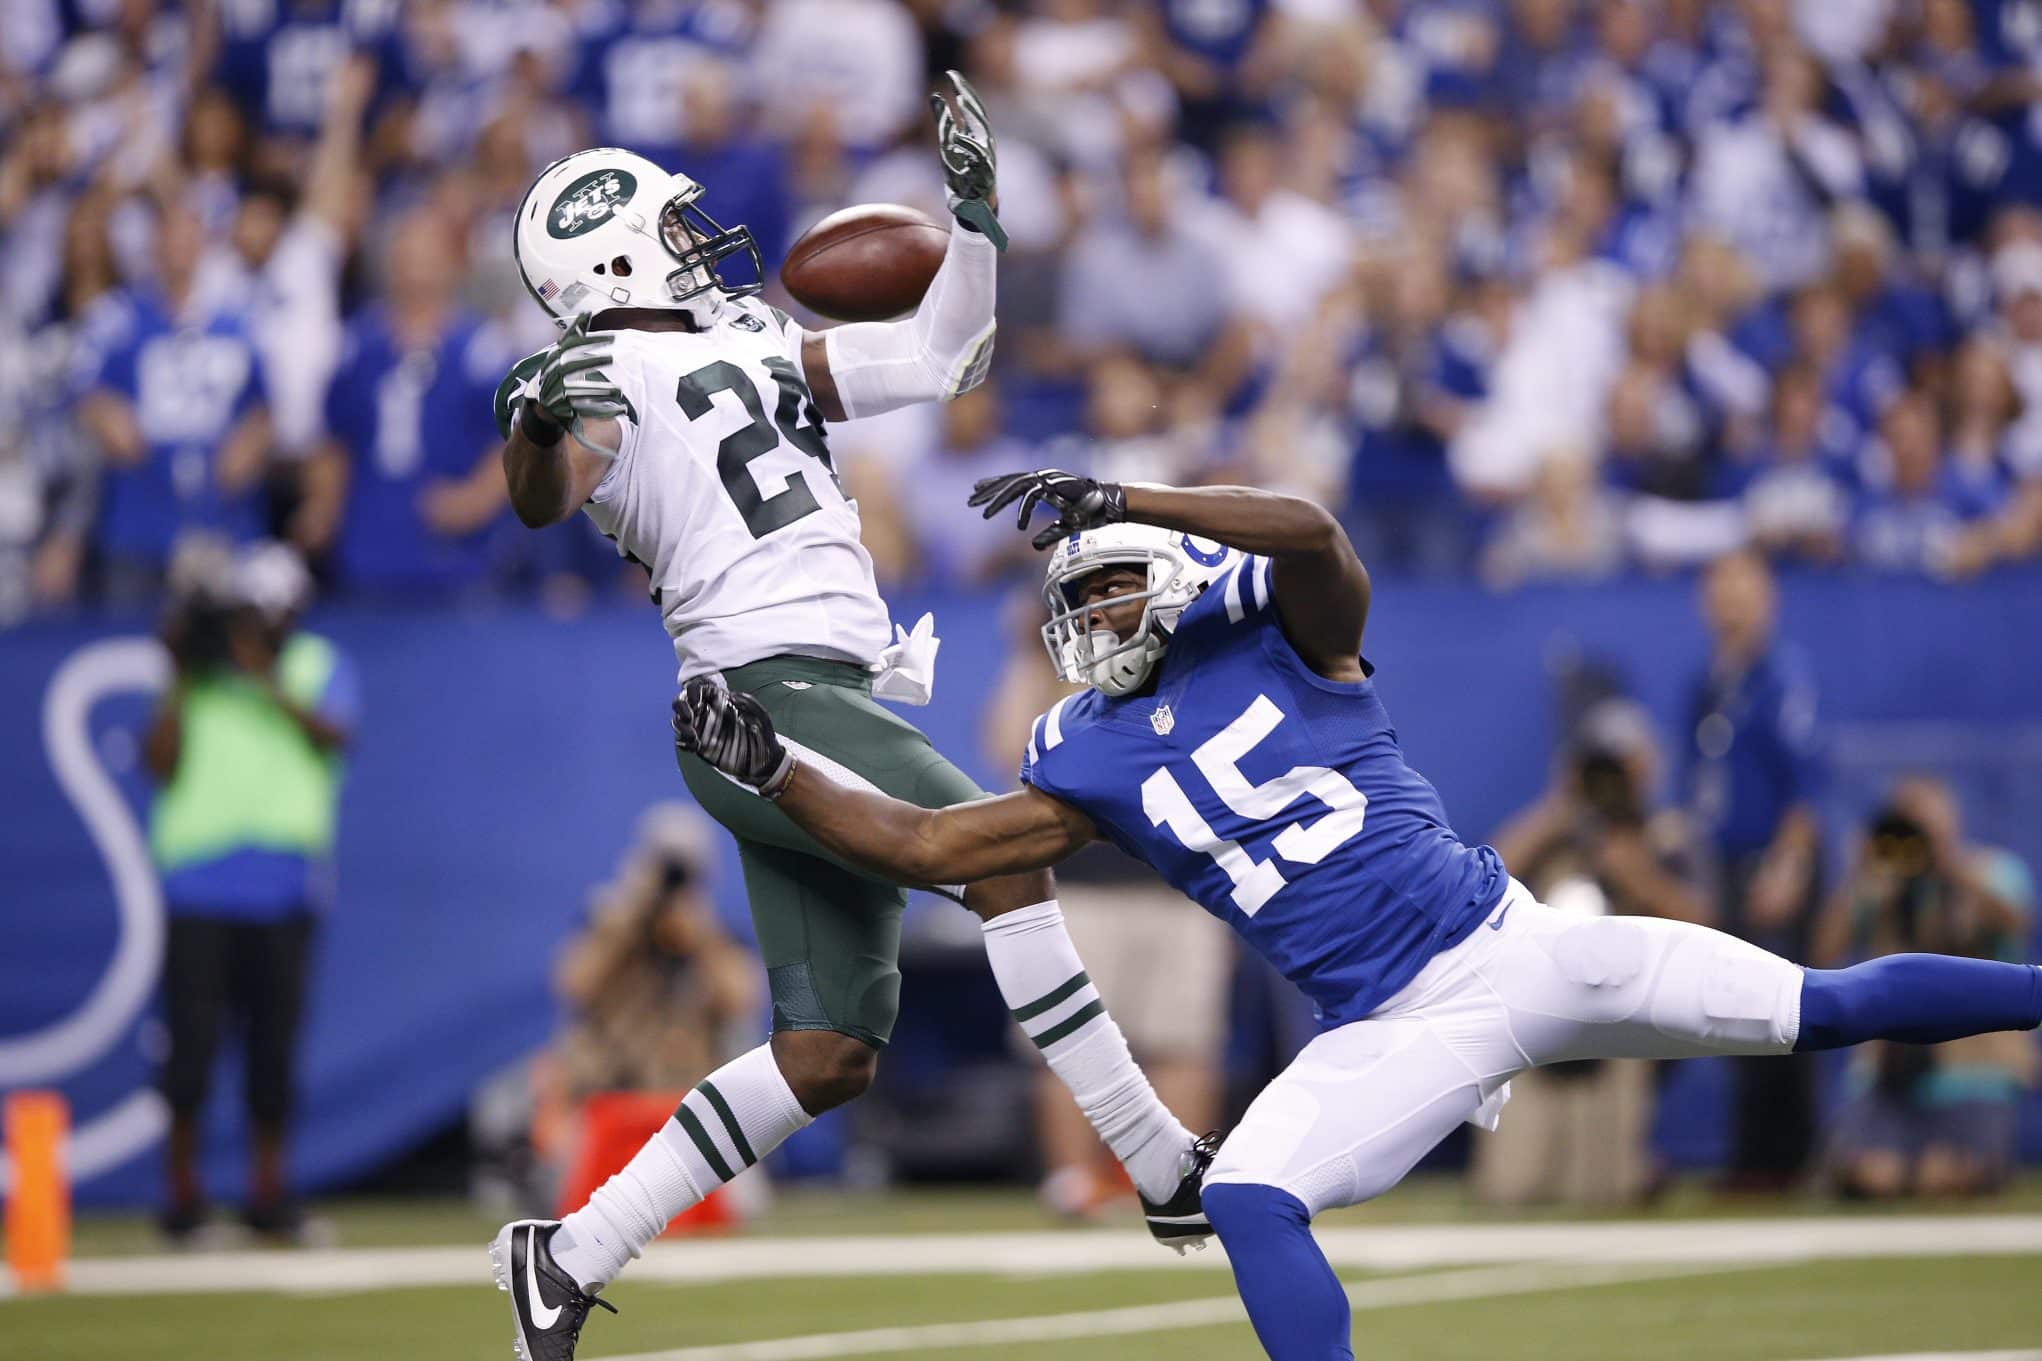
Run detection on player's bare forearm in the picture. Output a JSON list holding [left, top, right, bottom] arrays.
[[502, 422, 576, 527], [1123, 483, 1370, 667], [1122, 483, 1343, 560], [774, 762, 1092, 888], [502, 413, 611, 528]]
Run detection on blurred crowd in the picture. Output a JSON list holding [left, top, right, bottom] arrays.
[[10, 0, 2042, 623]]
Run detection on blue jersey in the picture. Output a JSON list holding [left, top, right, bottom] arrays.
[[214, 0, 397, 133], [1020, 550, 1505, 1028], [322, 306, 507, 592], [89, 291, 269, 568], [1684, 645, 1822, 860]]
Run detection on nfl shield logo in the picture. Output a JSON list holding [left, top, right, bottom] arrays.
[[1150, 703, 1175, 736]]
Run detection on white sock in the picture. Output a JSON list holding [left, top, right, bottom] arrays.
[[549, 1045, 811, 1290], [981, 900, 1194, 1202]]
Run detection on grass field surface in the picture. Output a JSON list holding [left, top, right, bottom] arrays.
[[11, 1180, 2042, 1361]]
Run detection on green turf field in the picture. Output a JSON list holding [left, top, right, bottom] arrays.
[[11, 1181, 2042, 1361]]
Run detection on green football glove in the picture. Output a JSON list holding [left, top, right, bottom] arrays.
[[527, 313, 627, 433], [930, 70, 1006, 252]]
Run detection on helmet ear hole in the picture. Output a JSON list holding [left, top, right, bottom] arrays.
[[610, 255, 633, 278]]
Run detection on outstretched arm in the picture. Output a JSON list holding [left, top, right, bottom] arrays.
[[1122, 484, 1369, 673], [800, 72, 1002, 423], [672, 680, 1094, 887], [777, 766, 1093, 887], [971, 473, 1371, 679]]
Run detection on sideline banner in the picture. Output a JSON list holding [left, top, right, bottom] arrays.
[[4, 571, 2040, 1204]]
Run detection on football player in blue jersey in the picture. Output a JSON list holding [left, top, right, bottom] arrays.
[[673, 470, 2042, 1361]]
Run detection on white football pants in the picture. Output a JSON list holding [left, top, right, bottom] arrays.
[[1205, 880, 1805, 1215]]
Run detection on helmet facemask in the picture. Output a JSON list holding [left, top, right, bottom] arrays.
[[657, 193, 761, 305], [1041, 547, 1185, 697]]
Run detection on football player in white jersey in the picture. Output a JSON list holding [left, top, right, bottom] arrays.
[[485, 77, 1205, 1361]]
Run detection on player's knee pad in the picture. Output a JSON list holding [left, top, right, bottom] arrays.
[[1648, 923, 1800, 1055], [1545, 917, 1655, 1025]]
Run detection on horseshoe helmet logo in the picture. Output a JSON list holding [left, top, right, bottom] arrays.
[[548, 169, 637, 239], [0, 638, 172, 1195]]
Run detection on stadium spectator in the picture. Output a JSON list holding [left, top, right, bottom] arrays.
[[0, 179, 114, 616], [188, 56, 372, 462], [1056, 145, 1246, 390], [1340, 241, 1499, 572], [753, 0, 923, 154], [75, 198, 273, 599], [12, 0, 2042, 610], [1814, 778, 2038, 1198], [0, 337, 90, 620], [1689, 42, 1863, 291], [210, 0, 393, 139], [1134, 0, 1283, 154], [1, 101, 81, 326], [293, 207, 512, 595], [668, 58, 791, 285], [144, 539, 357, 1244], [1734, 363, 1852, 564], [1048, 351, 1209, 491], [1480, 447, 1627, 588], [1449, 169, 1630, 501], [1946, 337, 2042, 575], [1194, 119, 1353, 341], [1005, 0, 1151, 170], [1684, 549, 1826, 1190], [1852, 388, 2003, 574], [1479, 698, 1713, 1205], [892, 380, 1044, 587]]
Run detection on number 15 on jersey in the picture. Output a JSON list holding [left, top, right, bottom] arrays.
[[1141, 694, 1368, 916]]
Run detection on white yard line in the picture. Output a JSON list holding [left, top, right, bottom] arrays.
[[9, 1213, 2042, 1300], [1792, 1354, 2042, 1361], [598, 1260, 1740, 1361]]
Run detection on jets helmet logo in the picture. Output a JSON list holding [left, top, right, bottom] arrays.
[[548, 168, 637, 239]]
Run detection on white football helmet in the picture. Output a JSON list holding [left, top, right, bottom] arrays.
[[1041, 523, 1238, 697], [512, 148, 761, 325]]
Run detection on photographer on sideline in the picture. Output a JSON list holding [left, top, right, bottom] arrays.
[[1815, 778, 2038, 1199], [1476, 700, 1713, 1205], [542, 806, 762, 1223], [145, 538, 357, 1245], [552, 804, 759, 1099]]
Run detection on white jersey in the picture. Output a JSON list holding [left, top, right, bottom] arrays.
[[501, 299, 892, 679]]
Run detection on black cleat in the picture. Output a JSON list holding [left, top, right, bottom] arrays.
[[1139, 1130, 1223, 1254], [490, 1219, 618, 1361]]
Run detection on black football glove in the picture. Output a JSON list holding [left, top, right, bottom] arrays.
[[969, 469, 1127, 550], [672, 678, 794, 798], [929, 69, 1006, 252]]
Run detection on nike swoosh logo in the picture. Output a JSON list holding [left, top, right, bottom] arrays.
[[526, 1227, 562, 1330], [1486, 902, 1511, 931]]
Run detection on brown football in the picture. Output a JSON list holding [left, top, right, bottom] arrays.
[[780, 203, 950, 322]]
